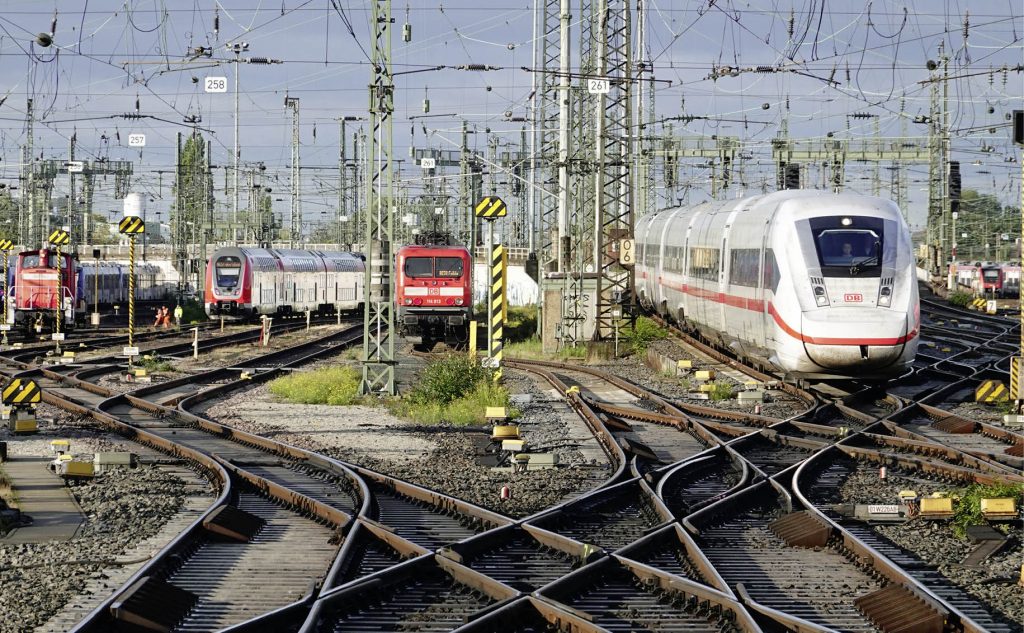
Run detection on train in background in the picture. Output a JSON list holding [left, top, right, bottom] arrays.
[[395, 244, 472, 349], [9, 247, 175, 331], [950, 262, 1020, 298], [636, 190, 919, 379], [205, 247, 365, 318]]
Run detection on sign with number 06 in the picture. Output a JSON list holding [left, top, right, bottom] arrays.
[[128, 133, 146, 147], [205, 76, 228, 93]]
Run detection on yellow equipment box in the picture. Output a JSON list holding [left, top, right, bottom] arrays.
[[919, 497, 954, 518], [980, 498, 1017, 519]]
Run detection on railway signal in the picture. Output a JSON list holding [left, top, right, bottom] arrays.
[[47, 229, 70, 354], [476, 196, 507, 382], [118, 215, 146, 365], [0, 239, 13, 347]]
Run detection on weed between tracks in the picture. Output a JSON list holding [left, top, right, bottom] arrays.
[[269, 366, 363, 406], [950, 482, 1024, 538], [947, 291, 974, 308]]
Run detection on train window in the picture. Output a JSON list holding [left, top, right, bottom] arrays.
[[404, 257, 434, 278], [763, 249, 780, 292], [688, 247, 720, 282], [983, 268, 1000, 280], [20, 255, 39, 268], [435, 257, 463, 278], [808, 216, 884, 277], [729, 249, 760, 287]]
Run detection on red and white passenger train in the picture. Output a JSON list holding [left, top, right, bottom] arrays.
[[636, 190, 919, 378], [395, 244, 472, 348], [205, 247, 365, 318]]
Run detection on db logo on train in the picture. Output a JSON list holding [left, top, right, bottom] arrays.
[[428, 288, 440, 296], [844, 293, 863, 302]]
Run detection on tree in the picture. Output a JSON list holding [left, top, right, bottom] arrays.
[[955, 189, 1021, 261], [0, 189, 19, 240]]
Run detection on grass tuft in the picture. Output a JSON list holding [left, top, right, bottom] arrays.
[[947, 291, 973, 308], [623, 316, 668, 355], [269, 366, 362, 406], [707, 380, 735, 401], [139, 356, 176, 373]]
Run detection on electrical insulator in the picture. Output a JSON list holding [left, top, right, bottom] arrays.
[[422, 97, 430, 113], [403, 23, 412, 42]]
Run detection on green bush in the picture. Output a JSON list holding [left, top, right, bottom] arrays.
[[950, 482, 1023, 538], [624, 316, 668, 355], [707, 380, 735, 401], [409, 354, 490, 406], [504, 305, 538, 343], [947, 291, 973, 308], [269, 366, 362, 405]]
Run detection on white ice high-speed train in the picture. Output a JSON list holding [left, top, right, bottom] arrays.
[[636, 190, 919, 378]]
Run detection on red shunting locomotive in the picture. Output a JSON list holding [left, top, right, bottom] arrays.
[[395, 244, 472, 348]]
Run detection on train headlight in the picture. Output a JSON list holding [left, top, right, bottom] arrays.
[[413, 298, 423, 306], [878, 286, 892, 307], [813, 284, 829, 306], [454, 298, 464, 306], [403, 298, 413, 306]]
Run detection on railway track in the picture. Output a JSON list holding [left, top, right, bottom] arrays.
[[2, 292, 1019, 632], [796, 446, 1024, 633]]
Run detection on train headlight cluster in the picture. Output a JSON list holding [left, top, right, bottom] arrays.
[[403, 298, 413, 306], [813, 284, 830, 306], [877, 285, 892, 307]]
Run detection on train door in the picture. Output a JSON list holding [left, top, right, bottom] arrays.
[[719, 210, 739, 335], [759, 206, 777, 350]]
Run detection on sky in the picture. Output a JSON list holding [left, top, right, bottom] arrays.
[[0, 0, 1020, 236]]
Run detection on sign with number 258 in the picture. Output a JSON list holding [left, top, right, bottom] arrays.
[[205, 76, 228, 93]]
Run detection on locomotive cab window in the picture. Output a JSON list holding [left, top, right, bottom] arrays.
[[404, 257, 434, 278], [215, 256, 242, 287], [808, 216, 885, 277], [435, 257, 464, 278]]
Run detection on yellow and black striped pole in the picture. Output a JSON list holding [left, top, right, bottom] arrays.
[[128, 234, 135, 364], [1, 247, 9, 347], [490, 243, 505, 382], [54, 243, 62, 354]]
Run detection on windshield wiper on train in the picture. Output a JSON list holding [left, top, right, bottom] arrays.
[[849, 242, 881, 276]]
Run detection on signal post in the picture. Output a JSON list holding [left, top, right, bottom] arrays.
[[47, 229, 70, 355], [1010, 110, 1024, 421], [0, 239, 13, 348], [475, 196, 508, 383], [119, 215, 145, 366]]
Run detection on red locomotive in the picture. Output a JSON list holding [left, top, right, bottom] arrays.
[[11, 247, 76, 331], [395, 244, 472, 349]]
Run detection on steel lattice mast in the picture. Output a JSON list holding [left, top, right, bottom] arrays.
[[361, 0, 396, 395], [593, 0, 634, 342]]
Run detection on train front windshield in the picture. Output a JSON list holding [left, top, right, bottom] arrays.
[[215, 256, 242, 287], [20, 254, 61, 268], [983, 269, 1000, 281], [808, 216, 886, 277], [404, 256, 464, 279]]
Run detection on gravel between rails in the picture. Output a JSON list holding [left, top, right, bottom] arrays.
[[837, 464, 1023, 627], [197, 368, 610, 519], [0, 406, 214, 633], [584, 342, 807, 419]]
